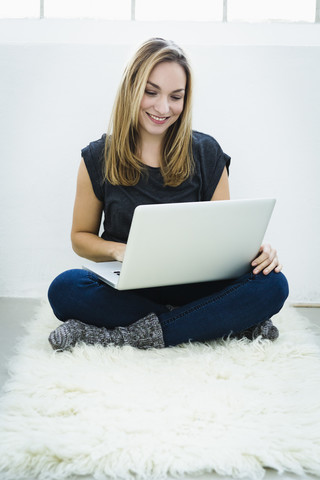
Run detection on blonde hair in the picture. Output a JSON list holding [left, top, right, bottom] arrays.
[[104, 38, 193, 187]]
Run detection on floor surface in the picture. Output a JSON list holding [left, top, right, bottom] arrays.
[[0, 297, 319, 480]]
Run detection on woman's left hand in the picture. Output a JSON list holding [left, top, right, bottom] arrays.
[[251, 244, 283, 275]]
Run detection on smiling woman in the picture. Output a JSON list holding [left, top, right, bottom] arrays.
[[137, 64, 186, 169], [45, 37, 289, 353], [105, 38, 194, 185], [138, 63, 186, 147]]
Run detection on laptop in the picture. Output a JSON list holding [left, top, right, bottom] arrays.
[[82, 198, 276, 290]]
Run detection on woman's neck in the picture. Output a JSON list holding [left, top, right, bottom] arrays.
[[138, 135, 163, 168]]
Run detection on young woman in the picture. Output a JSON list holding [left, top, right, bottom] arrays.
[[48, 38, 289, 351]]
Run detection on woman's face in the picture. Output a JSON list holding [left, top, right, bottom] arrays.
[[138, 61, 186, 141]]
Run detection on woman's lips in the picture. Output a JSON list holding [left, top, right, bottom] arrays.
[[146, 112, 169, 125]]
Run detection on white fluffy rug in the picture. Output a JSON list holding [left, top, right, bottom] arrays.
[[0, 302, 320, 480]]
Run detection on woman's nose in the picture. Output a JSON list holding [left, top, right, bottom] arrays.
[[154, 96, 169, 115]]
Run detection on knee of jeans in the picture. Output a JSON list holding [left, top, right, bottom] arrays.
[[48, 269, 83, 321], [263, 271, 289, 314]]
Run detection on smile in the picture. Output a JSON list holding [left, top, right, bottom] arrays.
[[146, 113, 169, 124]]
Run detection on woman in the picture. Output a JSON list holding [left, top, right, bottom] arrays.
[[48, 38, 288, 351]]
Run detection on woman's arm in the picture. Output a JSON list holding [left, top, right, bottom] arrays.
[[210, 167, 230, 201], [71, 159, 126, 262]]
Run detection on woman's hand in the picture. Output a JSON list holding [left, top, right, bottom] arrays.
[[112, 243, 126, 262], [251, 244, 283, 275]]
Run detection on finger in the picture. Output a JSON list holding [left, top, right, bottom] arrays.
[[263, 260, 278, 275], [252, 252, 268, 266], [252, 248, 276, 267], [253, 255, 279, 274], [262, 256, 280, 275], [253, 260, 271, 274], [275, 263, 283, 273], [252, 244, 266, 261]]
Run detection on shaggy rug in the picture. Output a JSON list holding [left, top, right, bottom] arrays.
[[0, 302, 320, 480]]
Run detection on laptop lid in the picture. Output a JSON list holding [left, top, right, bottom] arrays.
[[111, 198, 276, 290]]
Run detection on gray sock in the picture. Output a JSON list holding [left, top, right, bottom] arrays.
[[237, 318, 279, 341], [48, 313, 165, 351], [258, 318, 279, 340], [48, 319, 88, 351]]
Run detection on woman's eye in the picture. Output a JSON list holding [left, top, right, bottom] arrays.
[[171, 96, 182, 101], [145, 90, 156, 96]]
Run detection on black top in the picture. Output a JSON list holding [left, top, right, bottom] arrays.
[[81, 130, 231, 243]]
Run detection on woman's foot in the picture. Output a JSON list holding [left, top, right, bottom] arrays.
[[48, 313, 165, 351], [236, 318, 279, 341], [48, 319, 87, 350]]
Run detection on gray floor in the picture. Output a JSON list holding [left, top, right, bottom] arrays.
[[0, 297, 319, 480]]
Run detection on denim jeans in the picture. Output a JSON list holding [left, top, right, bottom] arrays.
[[48, 269, 289, 347]]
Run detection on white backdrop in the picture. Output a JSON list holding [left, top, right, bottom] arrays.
[[0, 20, 319, 302]]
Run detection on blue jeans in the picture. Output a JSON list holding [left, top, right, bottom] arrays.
[[48, 269, 289, 347]]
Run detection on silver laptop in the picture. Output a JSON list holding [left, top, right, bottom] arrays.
[[82, 198, 276, 290]]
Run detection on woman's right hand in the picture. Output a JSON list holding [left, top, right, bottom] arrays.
[[113, 243, 126, 262]]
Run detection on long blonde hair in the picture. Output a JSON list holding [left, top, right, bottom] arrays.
[[104, 38, 194, 187]]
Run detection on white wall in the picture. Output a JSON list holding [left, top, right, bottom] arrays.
[[0, 20, 319, 302]]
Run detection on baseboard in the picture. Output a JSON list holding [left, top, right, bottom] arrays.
[[290, 303, 320, 308]]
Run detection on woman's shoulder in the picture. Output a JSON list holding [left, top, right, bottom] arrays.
[[192, 130, 224, 155], [81, 135, 107, 201], [81, 134, 107, 162], [191, 130, 231, 173]]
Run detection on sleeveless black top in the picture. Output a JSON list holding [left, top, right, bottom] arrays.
[[81, 130, 231, 243]]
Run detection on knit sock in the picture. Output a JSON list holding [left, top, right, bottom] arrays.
[[48, 313, 165, 351], [237, 318, 279, 341], [48, 320, 88, 351]]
